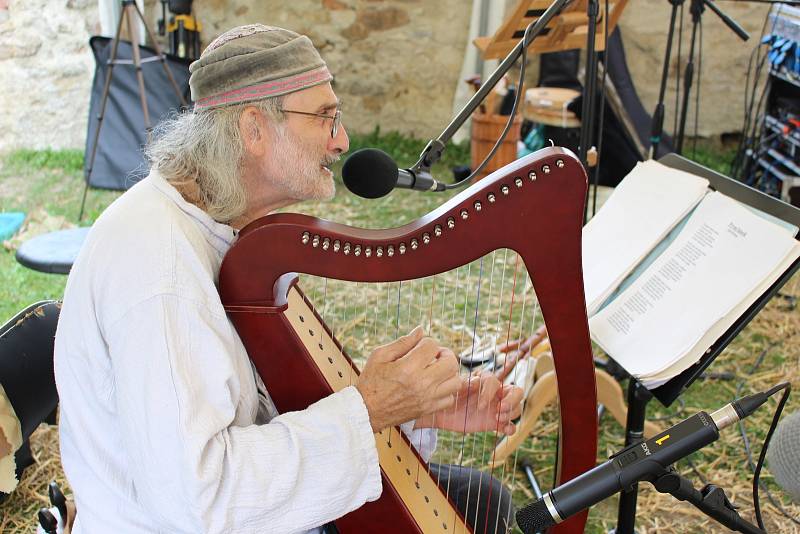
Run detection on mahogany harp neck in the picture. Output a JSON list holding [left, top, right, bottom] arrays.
[[219, 147, 598, 533]]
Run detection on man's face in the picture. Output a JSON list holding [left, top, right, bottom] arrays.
[[260, 83, 349, 202]]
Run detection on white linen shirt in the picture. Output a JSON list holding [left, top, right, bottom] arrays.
[[54, 171, 436, 533]]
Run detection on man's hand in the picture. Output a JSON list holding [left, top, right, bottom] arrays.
[[415, 373, 524, 435], [356, 326, 462, 433]]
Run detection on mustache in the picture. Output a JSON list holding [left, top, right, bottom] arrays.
[[321, 153, 341, 167]]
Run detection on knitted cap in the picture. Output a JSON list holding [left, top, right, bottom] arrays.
[[189, 24, 332, 110]]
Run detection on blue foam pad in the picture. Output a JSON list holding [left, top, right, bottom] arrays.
[[0, 212, 25, 241]]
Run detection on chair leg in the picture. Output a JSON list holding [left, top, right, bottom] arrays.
[[490, 367, 662, 468], [596, 369, 661, 439]]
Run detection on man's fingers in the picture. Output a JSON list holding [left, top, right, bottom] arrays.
[[370, 325, 425, 362], [420, 347, 459, 379], [476, 375, 502, 410], [403, 338, 450, 370], [432, 393, 457, 413], [502, 385, 524, 404], [502, 422, 517, 435], [438, 374, 463, 399]]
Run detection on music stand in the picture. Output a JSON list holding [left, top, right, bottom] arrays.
[[80, 0, 188, 220], [612, 153, 800, 534], [473, 0, 628, 57], [472, 0, 629, 213]]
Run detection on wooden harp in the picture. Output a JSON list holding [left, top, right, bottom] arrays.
[[219, 146, 598, 533]]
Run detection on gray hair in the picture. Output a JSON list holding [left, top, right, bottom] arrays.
[[145, 97, 285, 224]]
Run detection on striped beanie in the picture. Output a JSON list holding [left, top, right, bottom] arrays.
[[189, 24, 332, 110]]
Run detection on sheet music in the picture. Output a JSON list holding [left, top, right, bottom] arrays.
[[582, 160, 709, 316], [589, 191, 800, 385]]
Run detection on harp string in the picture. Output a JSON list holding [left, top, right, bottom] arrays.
[[504, 279, 543, 529], [347, 282, 359, 388], [467, 250, 499, 531], [458, 257, 485, 527], [435, 266, 451, 490], [442, 263, 464, 502], [298, 250, 545, 533], [419, 274, 438, 484], [448, 260, 475, 512], [484, 248, 511, 480], [486, 253, 522, 532], [492, 257, 535, 531], [471, 249, 508, 531]]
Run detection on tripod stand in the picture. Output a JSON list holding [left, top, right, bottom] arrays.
[[80, 0, 188, 220], [649, 0, 748, 158]]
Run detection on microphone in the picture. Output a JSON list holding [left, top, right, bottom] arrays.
[[341, 148, 447, 199], [767, 410, 800, 501], [516, 391, 776, 533]]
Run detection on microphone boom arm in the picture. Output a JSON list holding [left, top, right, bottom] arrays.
[[407, 0, 575, 179]]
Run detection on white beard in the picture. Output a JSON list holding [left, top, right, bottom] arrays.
[[266, 124, 338, 201]]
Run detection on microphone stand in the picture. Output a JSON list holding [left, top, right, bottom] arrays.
[[649, 0, 685, 159], [578, 0, 600, 174], [406, 0, 575, 181], [675, 0, 749, 155], [651, 467, 766, 534]]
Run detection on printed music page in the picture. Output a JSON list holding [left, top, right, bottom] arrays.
[[641, 246, 800, 388], [589, 191, 800, 386], [583, 160, 709, 316]]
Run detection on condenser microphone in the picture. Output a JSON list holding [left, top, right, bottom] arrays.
[[516, 391, 776, 533], [341, 148, 447, 199], [767, 410, 800, 502]]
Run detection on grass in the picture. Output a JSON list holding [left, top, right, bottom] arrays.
[[0, 139, 798, 533]]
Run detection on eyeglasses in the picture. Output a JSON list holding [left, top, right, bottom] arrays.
[[280, 108, 342, 138]]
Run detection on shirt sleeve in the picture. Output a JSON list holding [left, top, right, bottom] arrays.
[[399, 421, 437, 462], [106, 294, 382, 534]]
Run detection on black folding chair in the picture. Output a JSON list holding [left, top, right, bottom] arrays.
[[0, 300, 60, 503]]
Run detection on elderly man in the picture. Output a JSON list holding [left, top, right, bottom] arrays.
[[55, 24, 522, 533]]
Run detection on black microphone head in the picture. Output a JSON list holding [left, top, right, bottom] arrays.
[[342, 148, 399, 199], [516, 498, 556, 533]]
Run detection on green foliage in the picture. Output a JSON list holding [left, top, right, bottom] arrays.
[[5, 149, 84, 173], [348, 127, 471, 176], [685, 144, 737, 176]]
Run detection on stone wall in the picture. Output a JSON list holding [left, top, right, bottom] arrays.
[[0, 0, 775, 153], [0, 0, 98, 152], [181, 0, 473, 141], [619, 1, 769, 139]]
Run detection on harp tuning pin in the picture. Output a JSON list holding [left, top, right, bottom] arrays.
[[399, 243, 407, 254], [376, 246, 383, 257], [322, 237, 330, 250], [487, 193, 496, 203], [422, 233, 431, 244], [387, 245, 395, 257], [301, 231, 311, 244], [312, 235, 320, 248], [474, 201, 482, 211], [333, 240, 341, 252], [343, 242, 351, 255], [515, 177, 523, 188], [529, 170, 537, 181], [354, 245, 362, 257], [501, 186, 509, 196], [411, 238, 419, 250], [364, 246, 372, 258], [542, 164, 551, 174], [434, 225, 442, 237], [460, 209, 469, 220], [556, 159, 565, 168], [447, 217, 455, 229]]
